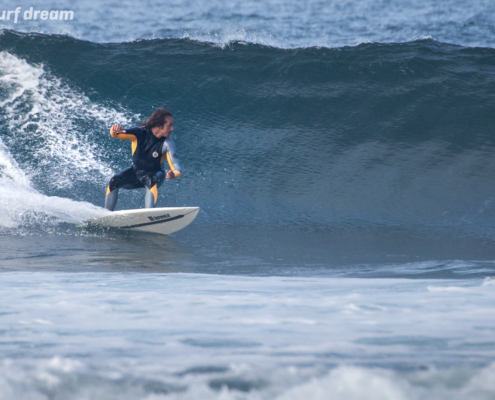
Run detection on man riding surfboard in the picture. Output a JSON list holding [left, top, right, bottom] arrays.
[[104, 108, 181, 211]]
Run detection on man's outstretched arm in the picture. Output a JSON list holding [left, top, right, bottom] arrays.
[[109, 124, 140, 155], [109, 124, 127, 138]]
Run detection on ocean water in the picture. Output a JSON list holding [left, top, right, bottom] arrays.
[[1, 0, 495, 398]]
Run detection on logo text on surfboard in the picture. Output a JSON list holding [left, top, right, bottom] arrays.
[[148, 214, 171, 221]]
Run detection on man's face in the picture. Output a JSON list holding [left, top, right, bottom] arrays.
[[155, 117, 174, 138]]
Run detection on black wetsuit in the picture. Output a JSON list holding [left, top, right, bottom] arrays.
[[105, 126, 181, 210], [107, 127, 167, 192]]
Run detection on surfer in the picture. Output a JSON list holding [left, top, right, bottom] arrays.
[[104, 108, 182, 211]]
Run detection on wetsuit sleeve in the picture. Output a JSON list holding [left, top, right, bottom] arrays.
[[161, 138, 182, 175], [109, 127, 144, 138], [109, 127, 143, 155]]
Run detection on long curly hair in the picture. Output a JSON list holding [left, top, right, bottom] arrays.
[[141, 108, 173, 128]]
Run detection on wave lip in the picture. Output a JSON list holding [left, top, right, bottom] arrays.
[[1, 0, 495, 49]]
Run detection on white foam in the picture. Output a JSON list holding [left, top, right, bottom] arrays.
[[482, 277, 494, 286], [182, 27, 279, 49], [277, 366, 411, 400], [0, 51, 136, 189], [0, 273, 493, 399], [275, 364, 495, 400], [0, 51, 132, 230], [427, 285, 470, 292], [0, 136, 108, 230], [0, 359, 494, 400], [0, 176, 108, 229], [0, 137, 30, 187], [0, 52, 42, 108]]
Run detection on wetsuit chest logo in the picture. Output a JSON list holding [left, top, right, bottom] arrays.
[[152, 151, 159, 158]]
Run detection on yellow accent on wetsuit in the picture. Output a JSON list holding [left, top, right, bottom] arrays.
[[158, 152, 182, 178], [150, 184, 158, 204], [110, 129, 138, 155], [166, 152, 182, 178]]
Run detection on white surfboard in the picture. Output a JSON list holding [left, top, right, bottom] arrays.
[[86, 207, 199, 235]]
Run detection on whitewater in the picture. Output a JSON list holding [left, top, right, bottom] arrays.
[[1, 0, 495, 398]]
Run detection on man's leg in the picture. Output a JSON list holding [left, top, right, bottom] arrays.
[[105, 167, 142, 211], [143, 170, 165, 208], [144, 187, 155, 209], [105, 189, 119, 211]]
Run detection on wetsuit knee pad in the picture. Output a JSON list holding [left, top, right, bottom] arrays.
[[154, 171, 165, 188], [108, 167, 143, 192], [108, 175, 123, 192], [141, 170, 165, 190]]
